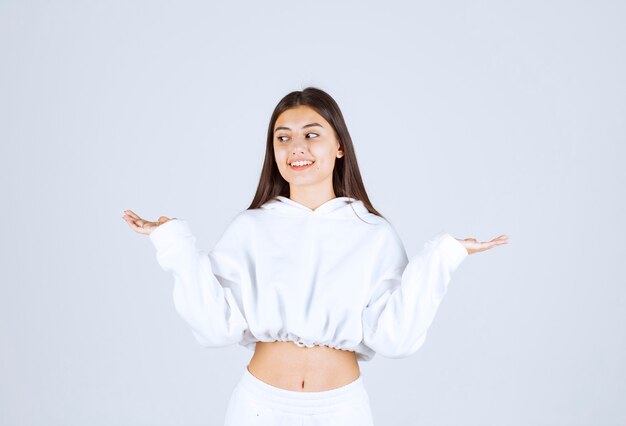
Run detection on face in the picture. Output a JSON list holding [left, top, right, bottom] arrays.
[[273, 105, 344, 193]]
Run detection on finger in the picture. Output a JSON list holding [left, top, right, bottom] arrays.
[[122, 216, 141, 228], [140, 220, 159, 232], [481, 240, 506, 250], [126, 219, 146, 233], [132, 214, 147, 223], [128, 211, 148, 224], [122, 214, 154, 235], [492, 237, 508, 245], [124, 210, 141, 220]]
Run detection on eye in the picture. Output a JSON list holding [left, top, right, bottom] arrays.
[[275, 133, 318, 143]]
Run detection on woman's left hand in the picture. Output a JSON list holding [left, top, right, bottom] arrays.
[[455, 234, 508, 255]]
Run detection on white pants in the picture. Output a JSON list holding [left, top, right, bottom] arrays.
[[223, 366, 375, 425]]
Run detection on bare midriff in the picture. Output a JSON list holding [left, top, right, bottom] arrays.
[[246, 341, 361, 392]]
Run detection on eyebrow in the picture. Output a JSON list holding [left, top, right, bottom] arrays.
[[274, 123, 324, 133]]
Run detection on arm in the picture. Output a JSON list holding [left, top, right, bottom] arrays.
[[361, 230, 468, 358], [149, 218, 249, 347]]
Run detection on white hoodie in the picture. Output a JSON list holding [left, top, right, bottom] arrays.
[[149, 195, 468, 362]]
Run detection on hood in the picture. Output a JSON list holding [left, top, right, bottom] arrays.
[[260, 195, 370, 218]]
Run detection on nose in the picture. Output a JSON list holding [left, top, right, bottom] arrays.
[[290, 135, 309, 154]]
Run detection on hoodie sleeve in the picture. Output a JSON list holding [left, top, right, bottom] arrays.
[[149, 218, 249, 347], [361, 227, 468, 358]]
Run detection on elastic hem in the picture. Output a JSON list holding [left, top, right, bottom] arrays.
[[237, 365, 369, 414]]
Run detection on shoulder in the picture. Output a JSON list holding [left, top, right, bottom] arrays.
[[208, 210, 256, 251], [358, 217, 408, 270], [215, 208, 268, 243], [227, 208, 264, 231], [367, 217, 404, 248]]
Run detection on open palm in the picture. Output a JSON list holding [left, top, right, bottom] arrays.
[[455, 234, 508, 255], [122, 209, 175, 235]]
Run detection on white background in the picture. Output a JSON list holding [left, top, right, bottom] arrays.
[[1, 1, 624, 425]]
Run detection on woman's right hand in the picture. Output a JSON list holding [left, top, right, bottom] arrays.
[[122, 209, 176, 236]]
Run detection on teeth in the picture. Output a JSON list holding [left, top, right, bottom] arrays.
[[291, 160, 313, 167]]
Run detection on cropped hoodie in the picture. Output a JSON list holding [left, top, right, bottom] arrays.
[[149, 195, 468, 362]]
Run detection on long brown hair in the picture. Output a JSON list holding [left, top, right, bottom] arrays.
[[246, 87, 385, 220]]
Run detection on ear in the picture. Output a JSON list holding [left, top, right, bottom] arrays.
[[337, 146, 344, 158]]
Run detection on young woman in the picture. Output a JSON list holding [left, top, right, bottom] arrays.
[[123, 87, 508, 425]]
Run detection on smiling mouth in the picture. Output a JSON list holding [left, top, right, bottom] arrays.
[[289, 161, 315, 170]]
